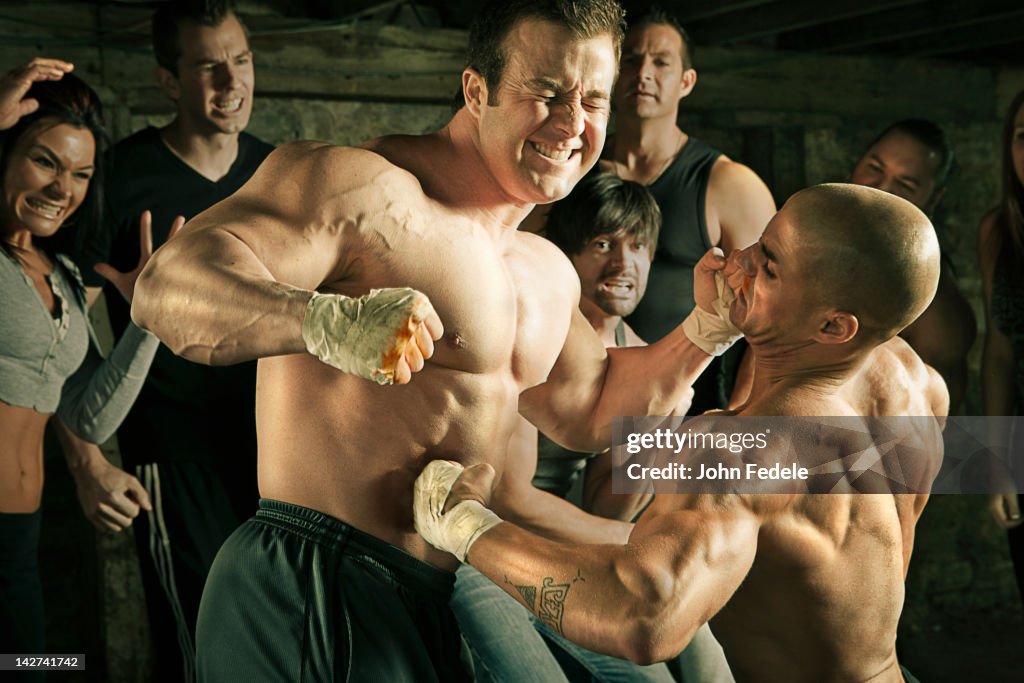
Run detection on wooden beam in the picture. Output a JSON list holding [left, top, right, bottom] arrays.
[[782, 0, 1020, 53], [686, 45, 995, 123], [101, 23, 468, 105], [902, 11, 1024, 57], [687, 0, 923, 45], [0, 5, 1003, 121], [302, 0, 408, 21], [666, 0, 781, 24]]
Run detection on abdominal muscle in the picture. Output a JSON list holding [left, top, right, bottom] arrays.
[[255, 353, 522, 570], [0, 402, 50, 512]]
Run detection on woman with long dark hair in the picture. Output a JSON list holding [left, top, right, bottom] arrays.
[[978, 89, 1024, 607], [0, 59, 169, 657]]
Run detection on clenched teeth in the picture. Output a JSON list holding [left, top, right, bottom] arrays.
[[26, 198, 63, 218], [214, 98, 242, 113], [531, 142, 573, 161]]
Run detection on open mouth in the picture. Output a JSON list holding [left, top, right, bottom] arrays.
[[530, 141, 576, 162], [735, 278, 751, 308], [26, 197, 64, 219], [212, 97, 244, 115], [599, 278, 635, 297]]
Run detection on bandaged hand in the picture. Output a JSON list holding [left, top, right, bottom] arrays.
[[302, 287, 443, 385], [684, 249, 741, 356], [413, 460, 503, 562]]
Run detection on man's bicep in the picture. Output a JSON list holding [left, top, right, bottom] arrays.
[[519, 306, 608, 446], [711, 160, 775, 254], [182, 145, 362, 290], [191, 198, 342, 292], [628, 499, 760, 624]]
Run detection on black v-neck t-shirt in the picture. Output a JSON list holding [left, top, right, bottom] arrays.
[[75, 127, 273, 466]]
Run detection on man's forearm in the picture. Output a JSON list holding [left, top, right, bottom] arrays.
[[587, 325, 713, 445], [495, 485, 632, 545], [133, 228, 311, 365], [467, 523, 658, 659], [466, 521, 704, 665]]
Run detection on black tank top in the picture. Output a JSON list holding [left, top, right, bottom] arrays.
[[626, 137, 721, 342], [624, 137, 733, 415]]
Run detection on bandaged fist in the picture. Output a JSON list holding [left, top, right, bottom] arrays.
[[684, 248, 742, 356], [302, 287, 443, 384], [413, 460, 502, 562]]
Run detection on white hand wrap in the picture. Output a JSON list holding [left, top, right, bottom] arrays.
[[413, 460, 503, 562], [301, 287, 430, 385], [682, 271, 741, 356]]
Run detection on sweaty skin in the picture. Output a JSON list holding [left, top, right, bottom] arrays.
[[132, 21, 719, 571], [425, 186, 948, 682], [443, 338, 946, 682]]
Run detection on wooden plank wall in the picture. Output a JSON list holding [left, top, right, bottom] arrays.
[[3, 3, 1023, 679]]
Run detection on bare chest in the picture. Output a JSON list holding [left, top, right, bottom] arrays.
[[330, 215, 572, 387]]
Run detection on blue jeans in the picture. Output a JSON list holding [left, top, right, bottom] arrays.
[[452, 564, 676, 682]]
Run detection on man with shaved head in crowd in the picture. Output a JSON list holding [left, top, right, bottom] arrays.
[[417, 184, 947, 683]]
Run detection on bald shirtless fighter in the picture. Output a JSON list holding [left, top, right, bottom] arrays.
[[415, 184, 948, 683], [130, 1, 742, 680]]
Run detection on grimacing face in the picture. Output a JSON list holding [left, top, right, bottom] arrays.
[[726, 209, 820, 346], [571, 229, 653, 317], [472, 18, 617, 205], [165, 13, 255, 136], [2, 119, 95, 240]]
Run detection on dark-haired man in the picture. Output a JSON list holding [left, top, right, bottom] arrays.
[[452, 172, 679, 682], [73, 2, 272, 680], [850, 119, 976, 411], [417, 184, 948, 683], [133, 0, 743, 678], [604, 8, 775, 414]]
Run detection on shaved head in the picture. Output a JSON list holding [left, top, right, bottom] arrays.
[[786, 183, 940, 341]]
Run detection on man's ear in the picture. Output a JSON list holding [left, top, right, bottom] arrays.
[[816, 311, 858, 345], [463, 67, 488, 120], [156, 66, 181, 101], [679, 68, 697, 100]]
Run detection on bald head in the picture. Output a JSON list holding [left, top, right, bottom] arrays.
[[786, 183, 940, 341]]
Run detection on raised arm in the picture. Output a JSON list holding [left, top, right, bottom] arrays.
[[415, 460, 759, 664], [520, 249, 737, 452], [132, 143, 441, 382], [132, 142, 354, 363], [708, 158, 775, 255]]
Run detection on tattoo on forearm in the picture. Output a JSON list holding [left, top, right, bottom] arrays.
[[505, 570, 585, 636], [505, 574, 537, 611]]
